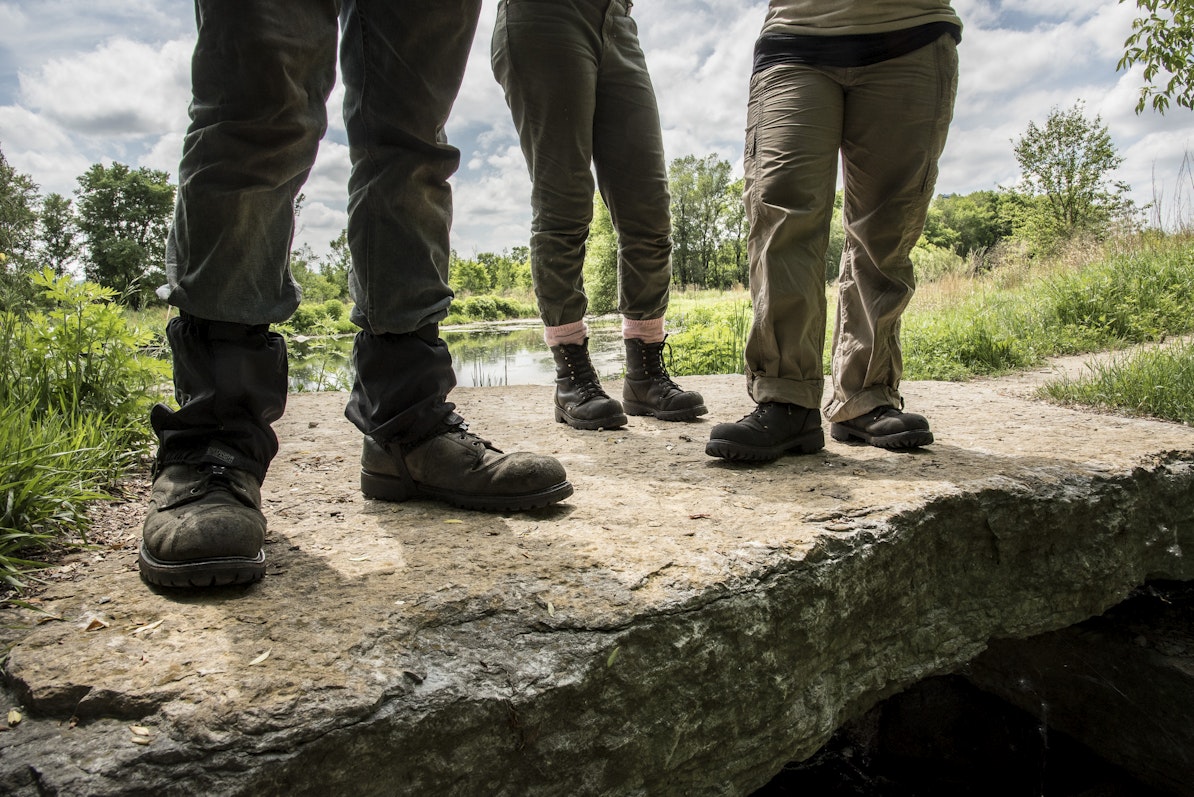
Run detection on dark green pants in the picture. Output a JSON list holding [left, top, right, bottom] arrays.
[[491, 0, 673, 328]]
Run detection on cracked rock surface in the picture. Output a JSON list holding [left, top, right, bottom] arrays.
[[2, 369, 1192, 796]]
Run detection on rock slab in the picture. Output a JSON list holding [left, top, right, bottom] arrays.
[[1, 372, 1193, 796]]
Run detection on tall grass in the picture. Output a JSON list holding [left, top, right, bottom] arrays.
[[903, 233, 1194, 380]]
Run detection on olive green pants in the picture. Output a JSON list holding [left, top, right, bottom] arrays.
[[490, 0, 673, 329], [743, 35, 958, 421]]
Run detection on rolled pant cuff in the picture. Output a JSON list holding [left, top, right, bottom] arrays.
[[824, 386, 904, 424], [747, 375, 824, 411]]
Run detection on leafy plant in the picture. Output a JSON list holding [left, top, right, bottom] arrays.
[[0, 269, 167, 587]]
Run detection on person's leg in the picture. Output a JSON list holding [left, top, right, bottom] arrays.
[[706, 62, 840, 461], [141, 0, 339, 588], [491, 0, 624, 430], [590, 0, 704, 421], [826, 35, 958, 449], [344, 0, 572, 507]]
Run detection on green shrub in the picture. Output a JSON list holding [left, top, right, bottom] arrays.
[[0, 269, 168, 588]]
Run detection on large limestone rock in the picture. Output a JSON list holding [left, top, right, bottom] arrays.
[[2, 371, 1192, 796]]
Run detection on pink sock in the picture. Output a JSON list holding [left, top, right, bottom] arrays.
[[623, 317, 665, 344], [545, 320, 588, 347]]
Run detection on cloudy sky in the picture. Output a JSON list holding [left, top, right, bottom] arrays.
[[1, 0, 1191, 262]]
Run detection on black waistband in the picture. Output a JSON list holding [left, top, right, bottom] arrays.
[[753, 21, 961, 74]]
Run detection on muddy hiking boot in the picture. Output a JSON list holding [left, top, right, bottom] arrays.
[[360, 418, 573, 512], [139, 463, 267, 588], [830, 405, 934, 449], [550, 339, 627, 430], [705, 401, 825, 461], [622, 337, 707, 421]]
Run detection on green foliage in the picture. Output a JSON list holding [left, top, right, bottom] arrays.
[[824, 191, 846, 282], [0, 269, 167, 586], [903, 298, 1045, 380], [290, 244, 341, 304], [669, 154, 742, 288], [444, 295, 537, 325], [3, 270, 168, 434], [663, 293, 753, 376], [1119, 0, 1194, 114], [583, 193, 619, 315], [901, 233, 1194, 381], [74, 162, 175, 309], [449, 256, 493, 295], [39, 192, 79, 276], [0, 147, 41, 308], [449, 248, 533, 297], [910, 242, 969, 283], [1040, 339, 1194, 423], [922, 191, 1012, 258], [0, 146, 39, 273], [1012, 102, 1132, 247], [1041, 236, 1194, 344]]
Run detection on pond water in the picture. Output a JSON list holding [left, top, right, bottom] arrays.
[[287, 317, 627, 392]]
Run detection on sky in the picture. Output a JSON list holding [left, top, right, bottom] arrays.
[[1, 0, 1192, 263]]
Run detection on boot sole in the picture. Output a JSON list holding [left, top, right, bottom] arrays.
[[830, 424, 934, 449], [554, 406, 628, 431], [361, 470, 574, 512], [624, 401, 709, 421], [138, 543, 265, 589], [705, 428, 825, 461]]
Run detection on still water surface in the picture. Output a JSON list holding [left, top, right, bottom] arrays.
[[288, 317, 626, 391]]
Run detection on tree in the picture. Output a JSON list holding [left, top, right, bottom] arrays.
[[39, 193, 80, 276], [320, 228, 352, 301], [0, 146, 39, 273], [582, 192, 618, 315], [1012, 102, 1130, 243], [717, 178, 749, 288], [74, 162, 175, 308], [921, 191, 1012, 258], [669, 154, 733, 288], [1118, 0, 1194, 113]]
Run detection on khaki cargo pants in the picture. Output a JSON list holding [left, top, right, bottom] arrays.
[[742, 34, 958, 422]]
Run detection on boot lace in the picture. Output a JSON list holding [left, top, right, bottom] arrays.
[[559, 344, 611, 401]]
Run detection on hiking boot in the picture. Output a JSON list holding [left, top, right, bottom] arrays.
[[705, 402, 824, 461], [139, 464, 267, 588], [830, 406, 934, 449], [623, 337, 707, 421], [550, 340, 627, 430], [360, 420, 573, 512]]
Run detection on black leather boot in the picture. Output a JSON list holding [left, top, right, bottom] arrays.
[[550, 339, 627, 430], [623, 337, 707, 421], [705, 401, 824, 461], [141, 314, 286, 587]]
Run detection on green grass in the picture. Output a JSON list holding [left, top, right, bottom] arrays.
[[1037, 339, 1194, 425]]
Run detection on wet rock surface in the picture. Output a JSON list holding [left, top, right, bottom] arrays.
[[1, 369, 1193, 796]]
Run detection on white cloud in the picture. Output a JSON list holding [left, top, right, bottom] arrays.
[[2, 0, 1190, 258], [19, 37, 191, 137]]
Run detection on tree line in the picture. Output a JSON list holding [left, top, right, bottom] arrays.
[[0, 99, 1159, 312]]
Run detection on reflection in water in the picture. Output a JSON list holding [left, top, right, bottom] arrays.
[[288, 318, 627, 391]]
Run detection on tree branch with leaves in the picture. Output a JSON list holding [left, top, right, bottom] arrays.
[[1118, 0, 1194, 114]]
